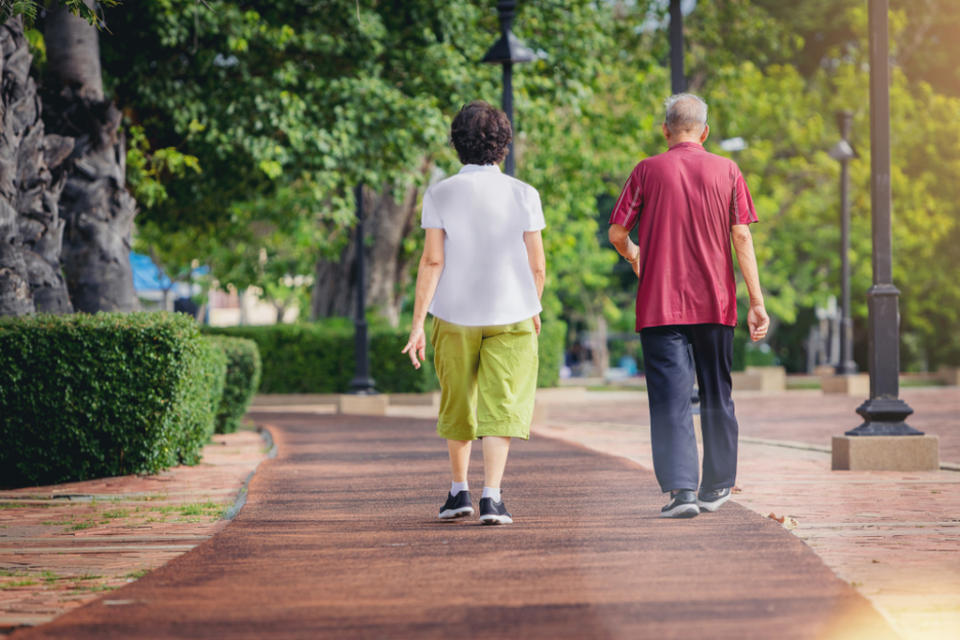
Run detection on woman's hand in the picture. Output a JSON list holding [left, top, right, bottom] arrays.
[[401, 326, 427, 369], [533, 313, 541, 335]]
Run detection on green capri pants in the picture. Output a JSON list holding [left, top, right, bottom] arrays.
[[431, 316, 539, 441]]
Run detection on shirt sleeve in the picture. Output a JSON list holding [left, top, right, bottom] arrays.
[[524, 187, 546, 231], [420, 189, 443, 229], [730, 167, 759, 226], [609, 164, 643, 229]]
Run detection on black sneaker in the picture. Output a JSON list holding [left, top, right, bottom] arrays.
[[697, 487, 732, 512], [660, 490, 700, 518], [478, 497, 513, 525], [438, 490, 474, 520]]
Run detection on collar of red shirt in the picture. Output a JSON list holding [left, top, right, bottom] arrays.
[[668, 141, 704, 151]]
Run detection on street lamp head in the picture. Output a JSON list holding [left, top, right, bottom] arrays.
[[482, 0, 535, 64], [482, 32, 535, 64], [719, 137, 747, 153], [828, 139, 857, 162]]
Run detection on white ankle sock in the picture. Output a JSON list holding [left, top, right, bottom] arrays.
[[450, 481, 469, 496], [481, 487, 501, 502]]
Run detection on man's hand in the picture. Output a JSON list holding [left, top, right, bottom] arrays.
[[532, 313, 541, 335], [747, 304, 770, 342], [401, 326, 426, 369], [629, 253, 641, 278]]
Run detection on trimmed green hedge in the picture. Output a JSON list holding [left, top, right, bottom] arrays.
[[0, 312, 225, 487], [205, 317, 566, 393], [205, 335, 262, 433]]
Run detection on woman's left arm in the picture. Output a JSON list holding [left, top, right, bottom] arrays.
[[523, 230, 546, 335], [402, 228, 446, 368]]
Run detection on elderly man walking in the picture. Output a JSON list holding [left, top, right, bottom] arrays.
[[608, 94, 770, 519]]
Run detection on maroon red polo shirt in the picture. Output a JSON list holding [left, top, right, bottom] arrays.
[[609, 142, 758, 331]]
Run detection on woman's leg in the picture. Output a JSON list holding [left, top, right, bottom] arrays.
[[481, 436, 511, 488], [447, 439, 472, 483]]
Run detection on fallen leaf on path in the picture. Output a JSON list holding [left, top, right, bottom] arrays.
[[767, 513, 798, 529], [731, 486, 743, 494]]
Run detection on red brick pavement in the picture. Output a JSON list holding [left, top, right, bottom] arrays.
[[533, 387, 960, 640], [14, 413, 896, 640], [0, 430, 269, 636]]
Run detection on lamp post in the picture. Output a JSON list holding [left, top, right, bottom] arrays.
[[482, 0, 534, 177], [349, 183, 376, 394], [847, 0, 918, 435], [828, 111, 858, 375], [669, 0, 685, 94]]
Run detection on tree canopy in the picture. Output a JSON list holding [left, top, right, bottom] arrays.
[[35, 0, 959, 371]]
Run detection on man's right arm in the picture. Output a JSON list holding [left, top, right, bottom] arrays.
[[731, 224, 769, 342]]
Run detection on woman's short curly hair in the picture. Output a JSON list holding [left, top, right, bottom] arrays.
[[450, 101, 512, 166]]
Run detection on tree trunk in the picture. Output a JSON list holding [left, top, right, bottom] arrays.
[[42, 2, 138, 313], [311, 183, 421, 327], [0, 16, 73, 316]]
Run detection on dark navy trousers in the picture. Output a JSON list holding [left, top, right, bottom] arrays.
[[639, 324, 739, 493]]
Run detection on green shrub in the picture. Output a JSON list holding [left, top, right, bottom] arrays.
[[0, 312, 225, 488], [205, 336, 262, 433], [205, 316, 566, 393]]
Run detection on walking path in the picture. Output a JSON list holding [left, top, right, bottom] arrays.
[[529, 386, 960, 640], [13, 413, 895, 640]]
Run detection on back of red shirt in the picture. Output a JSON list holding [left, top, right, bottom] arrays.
[[609, 142, 758, 331]]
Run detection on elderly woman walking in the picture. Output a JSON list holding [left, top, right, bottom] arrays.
[[402, 100, 546, 525]]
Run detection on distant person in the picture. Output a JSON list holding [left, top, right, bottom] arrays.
[[402, 100, 546, 526], [607, 93, 769, 519]]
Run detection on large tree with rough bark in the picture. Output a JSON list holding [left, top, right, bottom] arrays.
[[0, 0, 133, 316]]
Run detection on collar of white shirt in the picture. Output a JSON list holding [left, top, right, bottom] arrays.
[[458, 164, 501, 174]]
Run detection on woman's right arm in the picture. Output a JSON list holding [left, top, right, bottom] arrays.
[[523, 230, 546, 334], [401, 228, 445, 368]]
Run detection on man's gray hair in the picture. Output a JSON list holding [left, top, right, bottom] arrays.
[[664, 93, 708, 134]]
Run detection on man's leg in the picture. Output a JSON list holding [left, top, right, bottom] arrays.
[[689, 324, 738, 493], [639, 326, 699, 493]]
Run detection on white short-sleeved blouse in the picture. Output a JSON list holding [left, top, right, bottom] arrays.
[[421, 164, 545, 327]]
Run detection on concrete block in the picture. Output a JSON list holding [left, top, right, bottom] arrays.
[[733, 367, 785, 392], [938, 367, 960, 386], [337, 394, 389, 416], [831, 435, 939, 471], [745, 366, 787, 392], [813, 365, 836, 377], [821, 374, 870, 396], [252, 393, 340, 407], [388, 392, 440, 408]]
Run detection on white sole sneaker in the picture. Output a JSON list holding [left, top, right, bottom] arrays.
[[438, 506, 474, 520], [659, 502, 700, 518], [479, 513, 513, 525], [697, 492, 732, 512]]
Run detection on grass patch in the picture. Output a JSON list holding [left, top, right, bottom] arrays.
[[41, 570, 60, 584], [901, 378, 946, 388], [75, 574, 102, 581], [69, 520, 96, 531], [100, 509, 130, 519], [786, 380, 822, 390], [2, 579, 38, 588], [0, 502, 54, 509], [125, 569, 149, 580], [41, 520, 73, 526], [0, 569, 29, 577]]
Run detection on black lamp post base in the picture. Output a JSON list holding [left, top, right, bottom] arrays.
[[834, 360, 859, 375], [847, 396, 922, 436], [348, 378, 378, 395]]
